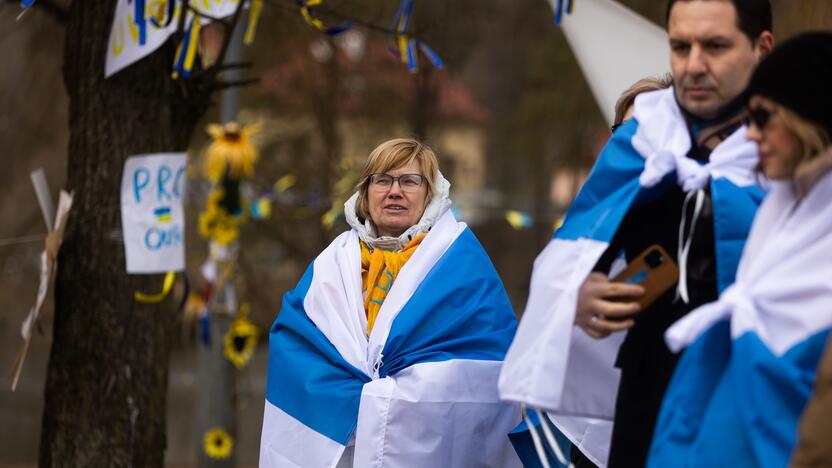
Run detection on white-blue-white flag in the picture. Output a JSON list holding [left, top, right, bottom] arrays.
[[260, 210, 521, 467], [499, 87, 765, 466], [650, 170, 832, 467]]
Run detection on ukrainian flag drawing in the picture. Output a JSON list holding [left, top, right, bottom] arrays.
[[154, 207, 172, 223]]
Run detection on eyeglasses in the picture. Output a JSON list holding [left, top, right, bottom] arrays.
[[745, 106, 777, 130], [368, 173, 426, 192]]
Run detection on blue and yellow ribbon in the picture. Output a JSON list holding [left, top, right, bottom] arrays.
[[172, 14, 202, 79], [321, 206, 343, 229], [135, 271, 177, 303], [16, 0, 36, 20], [297, 0, 353, 36], [244, 0, 264, 45], [505, 210, 534, 230], [273, 174, 297, 193], [554, 0, 576, 25], [390, 0, 443, 72], [250, 196, 272, 220]]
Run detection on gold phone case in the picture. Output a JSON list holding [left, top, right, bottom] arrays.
[[611, 244, 679, 310]]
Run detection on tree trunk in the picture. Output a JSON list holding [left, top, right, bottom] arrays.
[[39, 1, 210, 465]]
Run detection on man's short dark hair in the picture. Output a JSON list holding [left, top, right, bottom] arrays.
[[665, 0, 772, 43]]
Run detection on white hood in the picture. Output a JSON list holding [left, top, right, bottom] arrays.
[[343, 170, 452, 251]]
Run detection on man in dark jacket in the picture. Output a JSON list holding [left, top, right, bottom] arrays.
[[573, 1, 774, 466]]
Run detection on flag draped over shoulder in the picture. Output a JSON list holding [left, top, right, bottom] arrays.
[[260, 210, 521, 468], [649, 171, 832, 468], [498, 87, 764, 467]]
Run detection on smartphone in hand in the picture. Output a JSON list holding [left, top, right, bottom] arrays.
[[610, 244, 679, 310]]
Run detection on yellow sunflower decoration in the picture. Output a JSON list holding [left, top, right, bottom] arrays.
[[204, 122, 261, 182], [199, 122, 260, 244], [199, 189, 245, 244], [203, 427, 234, 460], [223, 312, 259, 369]]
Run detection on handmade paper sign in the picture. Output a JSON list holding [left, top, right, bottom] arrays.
[[121, 153, 187, 273], [105, 0, 239, 78]]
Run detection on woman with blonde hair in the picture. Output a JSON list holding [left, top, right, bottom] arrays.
[[612, 74, 674, 131], [259, 138, 521, 467], [648, 32, 832, 467]]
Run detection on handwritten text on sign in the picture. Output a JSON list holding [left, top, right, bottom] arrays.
[[105, 0, 239, 78], [121, 153, 187, 273]]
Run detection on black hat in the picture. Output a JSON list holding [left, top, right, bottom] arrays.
[[746, 31, 832, 137]]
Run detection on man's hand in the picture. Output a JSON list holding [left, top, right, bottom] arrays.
[[575, 272, 645, 339]]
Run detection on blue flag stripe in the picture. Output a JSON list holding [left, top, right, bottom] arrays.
[[265, 227, 517, 445]]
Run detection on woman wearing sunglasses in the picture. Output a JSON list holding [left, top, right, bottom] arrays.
[[259, 138, 521, 467], [647, 32, 832, 467]]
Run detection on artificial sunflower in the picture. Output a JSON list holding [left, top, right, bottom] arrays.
[[223, 315, 259, 369], [198, 189, 244, 244], [204, 122, 261, 183], [203, 427, 233, 460], [198, 208, 242, 245]]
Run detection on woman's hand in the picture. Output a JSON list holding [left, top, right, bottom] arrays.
[[575, 272, 645, 339]]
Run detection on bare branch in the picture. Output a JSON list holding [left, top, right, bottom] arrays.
[[211, 0, 248, 76], [216, 62, 254, 71], [263, 0, 417, 39], [177, 0, 433, 101], [212, 77, 260, 91]]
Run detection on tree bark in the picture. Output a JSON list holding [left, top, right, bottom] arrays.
[[39, 1, 210, 465]]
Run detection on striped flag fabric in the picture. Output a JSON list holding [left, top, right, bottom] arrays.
[[650, 171, 832, 467], [260, 210, 521, 467], [499, 87, 765, 466]]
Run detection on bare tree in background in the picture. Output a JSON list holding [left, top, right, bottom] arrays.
[[25, 0, 429, 463], [38, 1, 223, 464]]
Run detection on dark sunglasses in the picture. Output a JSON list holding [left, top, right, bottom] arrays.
[[745, 106, 776, 129]]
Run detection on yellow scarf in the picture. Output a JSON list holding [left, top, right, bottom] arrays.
[[360, 233, 426, 335]]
